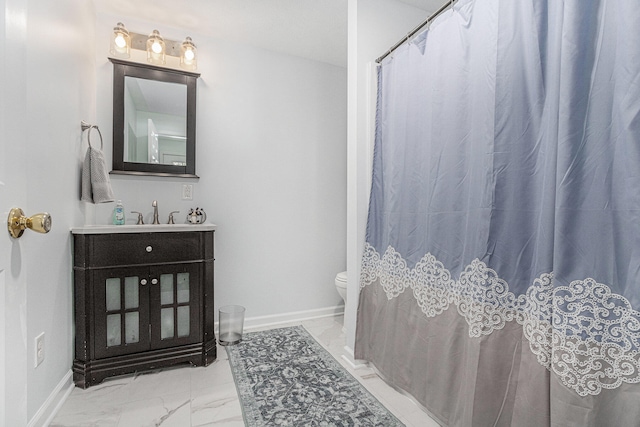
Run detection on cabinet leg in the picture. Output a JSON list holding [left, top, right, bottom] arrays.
[[72, 360, 92, 389], [203, 339, 217, 365]]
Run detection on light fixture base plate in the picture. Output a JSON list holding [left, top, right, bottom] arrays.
[[131, 32, 181, 57]]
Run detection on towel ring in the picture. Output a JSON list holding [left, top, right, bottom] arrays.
[[80, 120, 103, 150]]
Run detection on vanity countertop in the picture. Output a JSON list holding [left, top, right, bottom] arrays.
[[71, 223, 217, 234]]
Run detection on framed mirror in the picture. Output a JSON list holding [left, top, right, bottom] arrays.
[[110, 58, 199, 177]]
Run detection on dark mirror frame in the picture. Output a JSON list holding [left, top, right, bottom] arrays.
[[109, 58, 200, 178]]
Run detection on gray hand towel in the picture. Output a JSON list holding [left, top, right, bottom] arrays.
[[81, 146, 115, 203]]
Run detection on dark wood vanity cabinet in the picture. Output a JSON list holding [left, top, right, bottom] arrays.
[[72, 229, 216, 388]]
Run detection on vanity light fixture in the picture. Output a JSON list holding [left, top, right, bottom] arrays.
[[146, 29, 166, 65], [180, 37, 197, 71], [110, 22, 131, 58], [109, 23, 198, 70]]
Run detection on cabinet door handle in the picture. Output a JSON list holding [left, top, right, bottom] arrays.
[[141, 279, 148, 285], [146, 246, 153, 252], [151, 278, 158, 285]]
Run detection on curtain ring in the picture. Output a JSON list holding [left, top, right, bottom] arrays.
[[87, 125, 103, 150]]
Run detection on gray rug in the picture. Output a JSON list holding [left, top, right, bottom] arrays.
[[226, 325, 404, 426]]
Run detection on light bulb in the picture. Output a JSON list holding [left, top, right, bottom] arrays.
[[114, 34, 127, 49], [146, 30, 166, 65], [110, 22, 130, 58], [180, 37, 197, 70]]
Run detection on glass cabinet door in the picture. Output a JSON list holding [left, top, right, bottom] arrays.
[[94, 267, 150, 359], [149, 263, 201, 349]]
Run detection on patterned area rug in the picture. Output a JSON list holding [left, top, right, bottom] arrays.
[[226, 325, 404, 426]]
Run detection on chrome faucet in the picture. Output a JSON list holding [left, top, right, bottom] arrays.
[[152, 200, 160, 224], [131, 211, 144, 225], [168, 211, 179, 224]]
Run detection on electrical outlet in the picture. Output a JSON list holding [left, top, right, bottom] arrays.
[[182, 184, 193, 200], [35, 333, 45, 368]]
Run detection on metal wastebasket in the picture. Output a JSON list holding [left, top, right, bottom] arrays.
[[218, 305, 245, 346]]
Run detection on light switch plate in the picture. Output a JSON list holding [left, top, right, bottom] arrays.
[[182, 184, 193, 200]]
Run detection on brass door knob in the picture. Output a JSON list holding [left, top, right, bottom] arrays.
[[7, 208, 52, 238]]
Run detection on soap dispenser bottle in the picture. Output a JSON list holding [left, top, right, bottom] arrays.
[[113, 200, 125, 225]]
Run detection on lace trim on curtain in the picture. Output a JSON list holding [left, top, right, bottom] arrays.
[[360, 243, 640, 396]]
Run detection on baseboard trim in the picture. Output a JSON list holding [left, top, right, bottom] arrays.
[[341, 345, 368, 370], [28, 370, 74, 427], [223, 305, 344, 332]]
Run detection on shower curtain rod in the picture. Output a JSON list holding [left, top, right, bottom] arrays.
[[376, 0, 457, 64]]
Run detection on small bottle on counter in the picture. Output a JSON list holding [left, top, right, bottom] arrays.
[[112, 200, 125, 225]]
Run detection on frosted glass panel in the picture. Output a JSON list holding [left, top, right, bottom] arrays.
[[161, 308, 174, 339], [124, 276, 139, 309], [177, 306, 190, 337], [106, 314, 121, 346], [177, 273, 189, 303], [106, 278, 121, 311], [125, 312, 139, 343], [160, 274, 173, 305]]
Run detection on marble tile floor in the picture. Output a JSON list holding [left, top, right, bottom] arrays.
[[50, 315, 440, 427]]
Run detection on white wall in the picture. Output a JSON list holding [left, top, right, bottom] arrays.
[[1, 0, 95, 425], [345, 0, 435, 352], [94, 14, 348, 322], [2, 4, 346, 423]]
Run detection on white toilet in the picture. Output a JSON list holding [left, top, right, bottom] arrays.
[[335, 271, 347, 305]]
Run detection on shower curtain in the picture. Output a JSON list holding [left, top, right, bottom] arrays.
[[354, 0, 640, 425]]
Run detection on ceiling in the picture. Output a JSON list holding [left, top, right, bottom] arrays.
[[92, 0, 445, 68]]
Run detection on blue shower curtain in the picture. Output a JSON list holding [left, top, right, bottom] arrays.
[[354, 0, 640, 425]]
